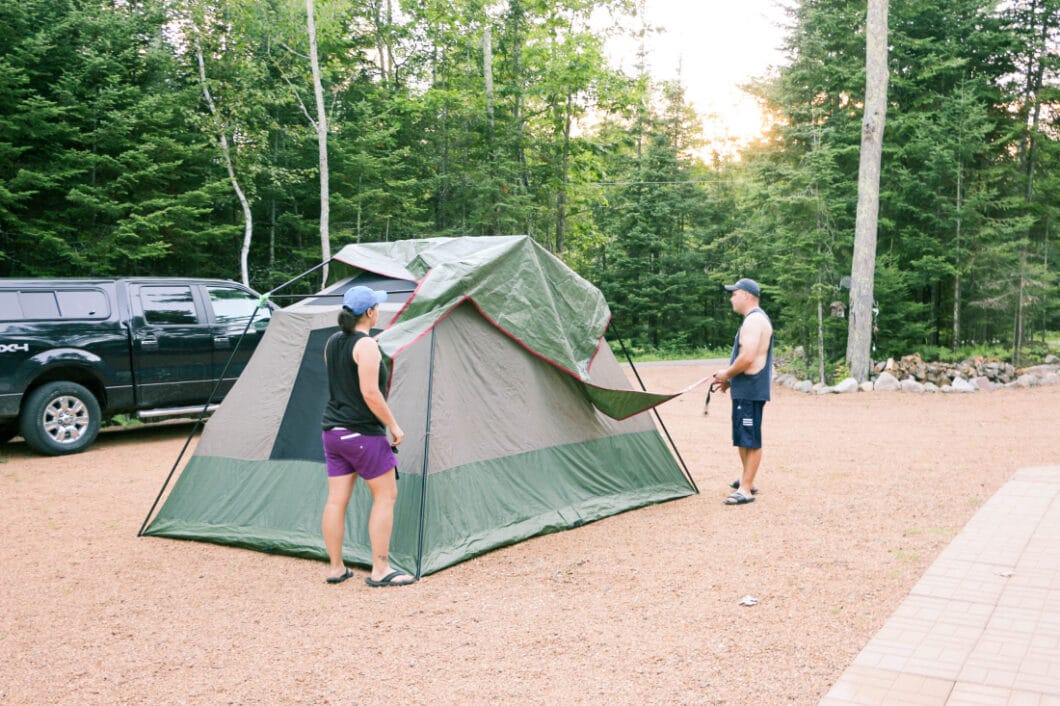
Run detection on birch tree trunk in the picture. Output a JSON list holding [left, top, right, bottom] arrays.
[[306, 0, 330, 288], [195, 42, 253, 287], [845, 0, 889, 382], [483, 24, 494, 127], [555, 90, 573, 254]]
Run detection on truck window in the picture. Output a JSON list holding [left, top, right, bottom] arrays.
[[15, 291, 60, 319], [206, 286, 271, 329], [0, 289, 110, 321], [141, 286, 199, 325], [0, 291, 22, 320], [57, 290, 109, 319]]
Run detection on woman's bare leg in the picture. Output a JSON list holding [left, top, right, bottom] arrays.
[[322, 473, 356, 579], [364, 470, 413, 584]]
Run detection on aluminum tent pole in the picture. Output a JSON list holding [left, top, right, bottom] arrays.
[[413, 329, 437, 578]]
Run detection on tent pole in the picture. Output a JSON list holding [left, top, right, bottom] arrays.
[[138, 258, 334, 537], [263, 259, 331, 299], [413, 329, 437, 578], [608, 322, 699, 495]]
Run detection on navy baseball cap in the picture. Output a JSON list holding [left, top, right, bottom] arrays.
[[342, 285, 388, 315], [723, 278, 761, 298]]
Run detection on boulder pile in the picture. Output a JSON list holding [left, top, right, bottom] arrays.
[[776, 353, 1060, 395]]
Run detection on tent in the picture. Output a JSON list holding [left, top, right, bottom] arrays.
[[142, 236, 698, 576]]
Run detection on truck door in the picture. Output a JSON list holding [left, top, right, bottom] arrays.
[[202, 284, 271, 396], [128, 284, 216, 408]]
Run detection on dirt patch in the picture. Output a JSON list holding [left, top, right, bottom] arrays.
[[2, 366, 1059, 705]]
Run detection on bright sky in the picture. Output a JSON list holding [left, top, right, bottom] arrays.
[[601, 0, 790, 156]]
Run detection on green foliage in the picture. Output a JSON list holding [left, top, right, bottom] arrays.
[[773, 346, 817, 381], [0, 0, 1056, 362], [830, 360, 852, 386], [607, 340, 730, 364], [104, 414, 144, 429]]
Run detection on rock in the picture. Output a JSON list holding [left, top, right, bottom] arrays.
[[873, 372, 901, 391], [833, 377, 859, 394], [774, 353, 1055, 393], [900, 353, 926, 381], [925, 364, 952, 386], [774, 373, 796, 388], [1019, 364, 1060, 378], [1015, 374, 1039, 388], [971, 376, 996, 391], [900, 378, 925, 393]]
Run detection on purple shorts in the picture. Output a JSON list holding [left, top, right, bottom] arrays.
[[322, 429, 398, 479]]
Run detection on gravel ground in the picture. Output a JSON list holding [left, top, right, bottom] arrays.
[[2, 364, 1059, 706]]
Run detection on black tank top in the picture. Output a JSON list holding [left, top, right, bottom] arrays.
[[320, 331, 389, 435]]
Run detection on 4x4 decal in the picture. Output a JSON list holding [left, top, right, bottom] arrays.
[[0, 343, 30, 353]]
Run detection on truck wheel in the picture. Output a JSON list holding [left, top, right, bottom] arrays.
[[19, 382, 102, 455]]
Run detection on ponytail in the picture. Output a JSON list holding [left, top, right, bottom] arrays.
[[337, 307, 358, 334]]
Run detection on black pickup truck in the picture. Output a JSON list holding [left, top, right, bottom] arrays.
[[0, 278, 273, 455]]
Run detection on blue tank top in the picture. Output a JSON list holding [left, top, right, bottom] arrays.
[[729, 307, 774, 401]]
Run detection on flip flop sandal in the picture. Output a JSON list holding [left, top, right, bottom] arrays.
[[325, 568, 354, 584], [729, 480, 758, 494]]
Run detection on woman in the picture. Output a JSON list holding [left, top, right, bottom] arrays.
[[320, 285, 414, 587]]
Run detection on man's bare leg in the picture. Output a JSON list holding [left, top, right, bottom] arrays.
[[737, 446, 762, 497]]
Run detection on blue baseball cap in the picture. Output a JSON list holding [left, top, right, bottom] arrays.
[[724, 278, 761, 298], [342, 285, 388, 315]]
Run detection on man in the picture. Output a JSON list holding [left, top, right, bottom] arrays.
[[712, 278, 774, 506]]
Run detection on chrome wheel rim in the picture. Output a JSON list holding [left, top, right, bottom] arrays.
[[42, 395, 90, 445]]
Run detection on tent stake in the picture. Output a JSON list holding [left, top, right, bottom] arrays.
[[608, 322, 699, 494]]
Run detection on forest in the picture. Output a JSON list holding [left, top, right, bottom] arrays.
[[1, 0, 1057, 379]]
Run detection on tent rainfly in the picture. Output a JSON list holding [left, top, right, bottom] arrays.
[[143, 235, 698, 576]]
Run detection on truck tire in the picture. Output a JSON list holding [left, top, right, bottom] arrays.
[[19, 382, 102, 455]]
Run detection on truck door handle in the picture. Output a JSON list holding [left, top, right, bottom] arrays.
[[214, 336, 230, 349], [141, 338, 158, 351]]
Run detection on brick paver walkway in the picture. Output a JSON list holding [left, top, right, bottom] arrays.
[[820, 466, 1060, 706]]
